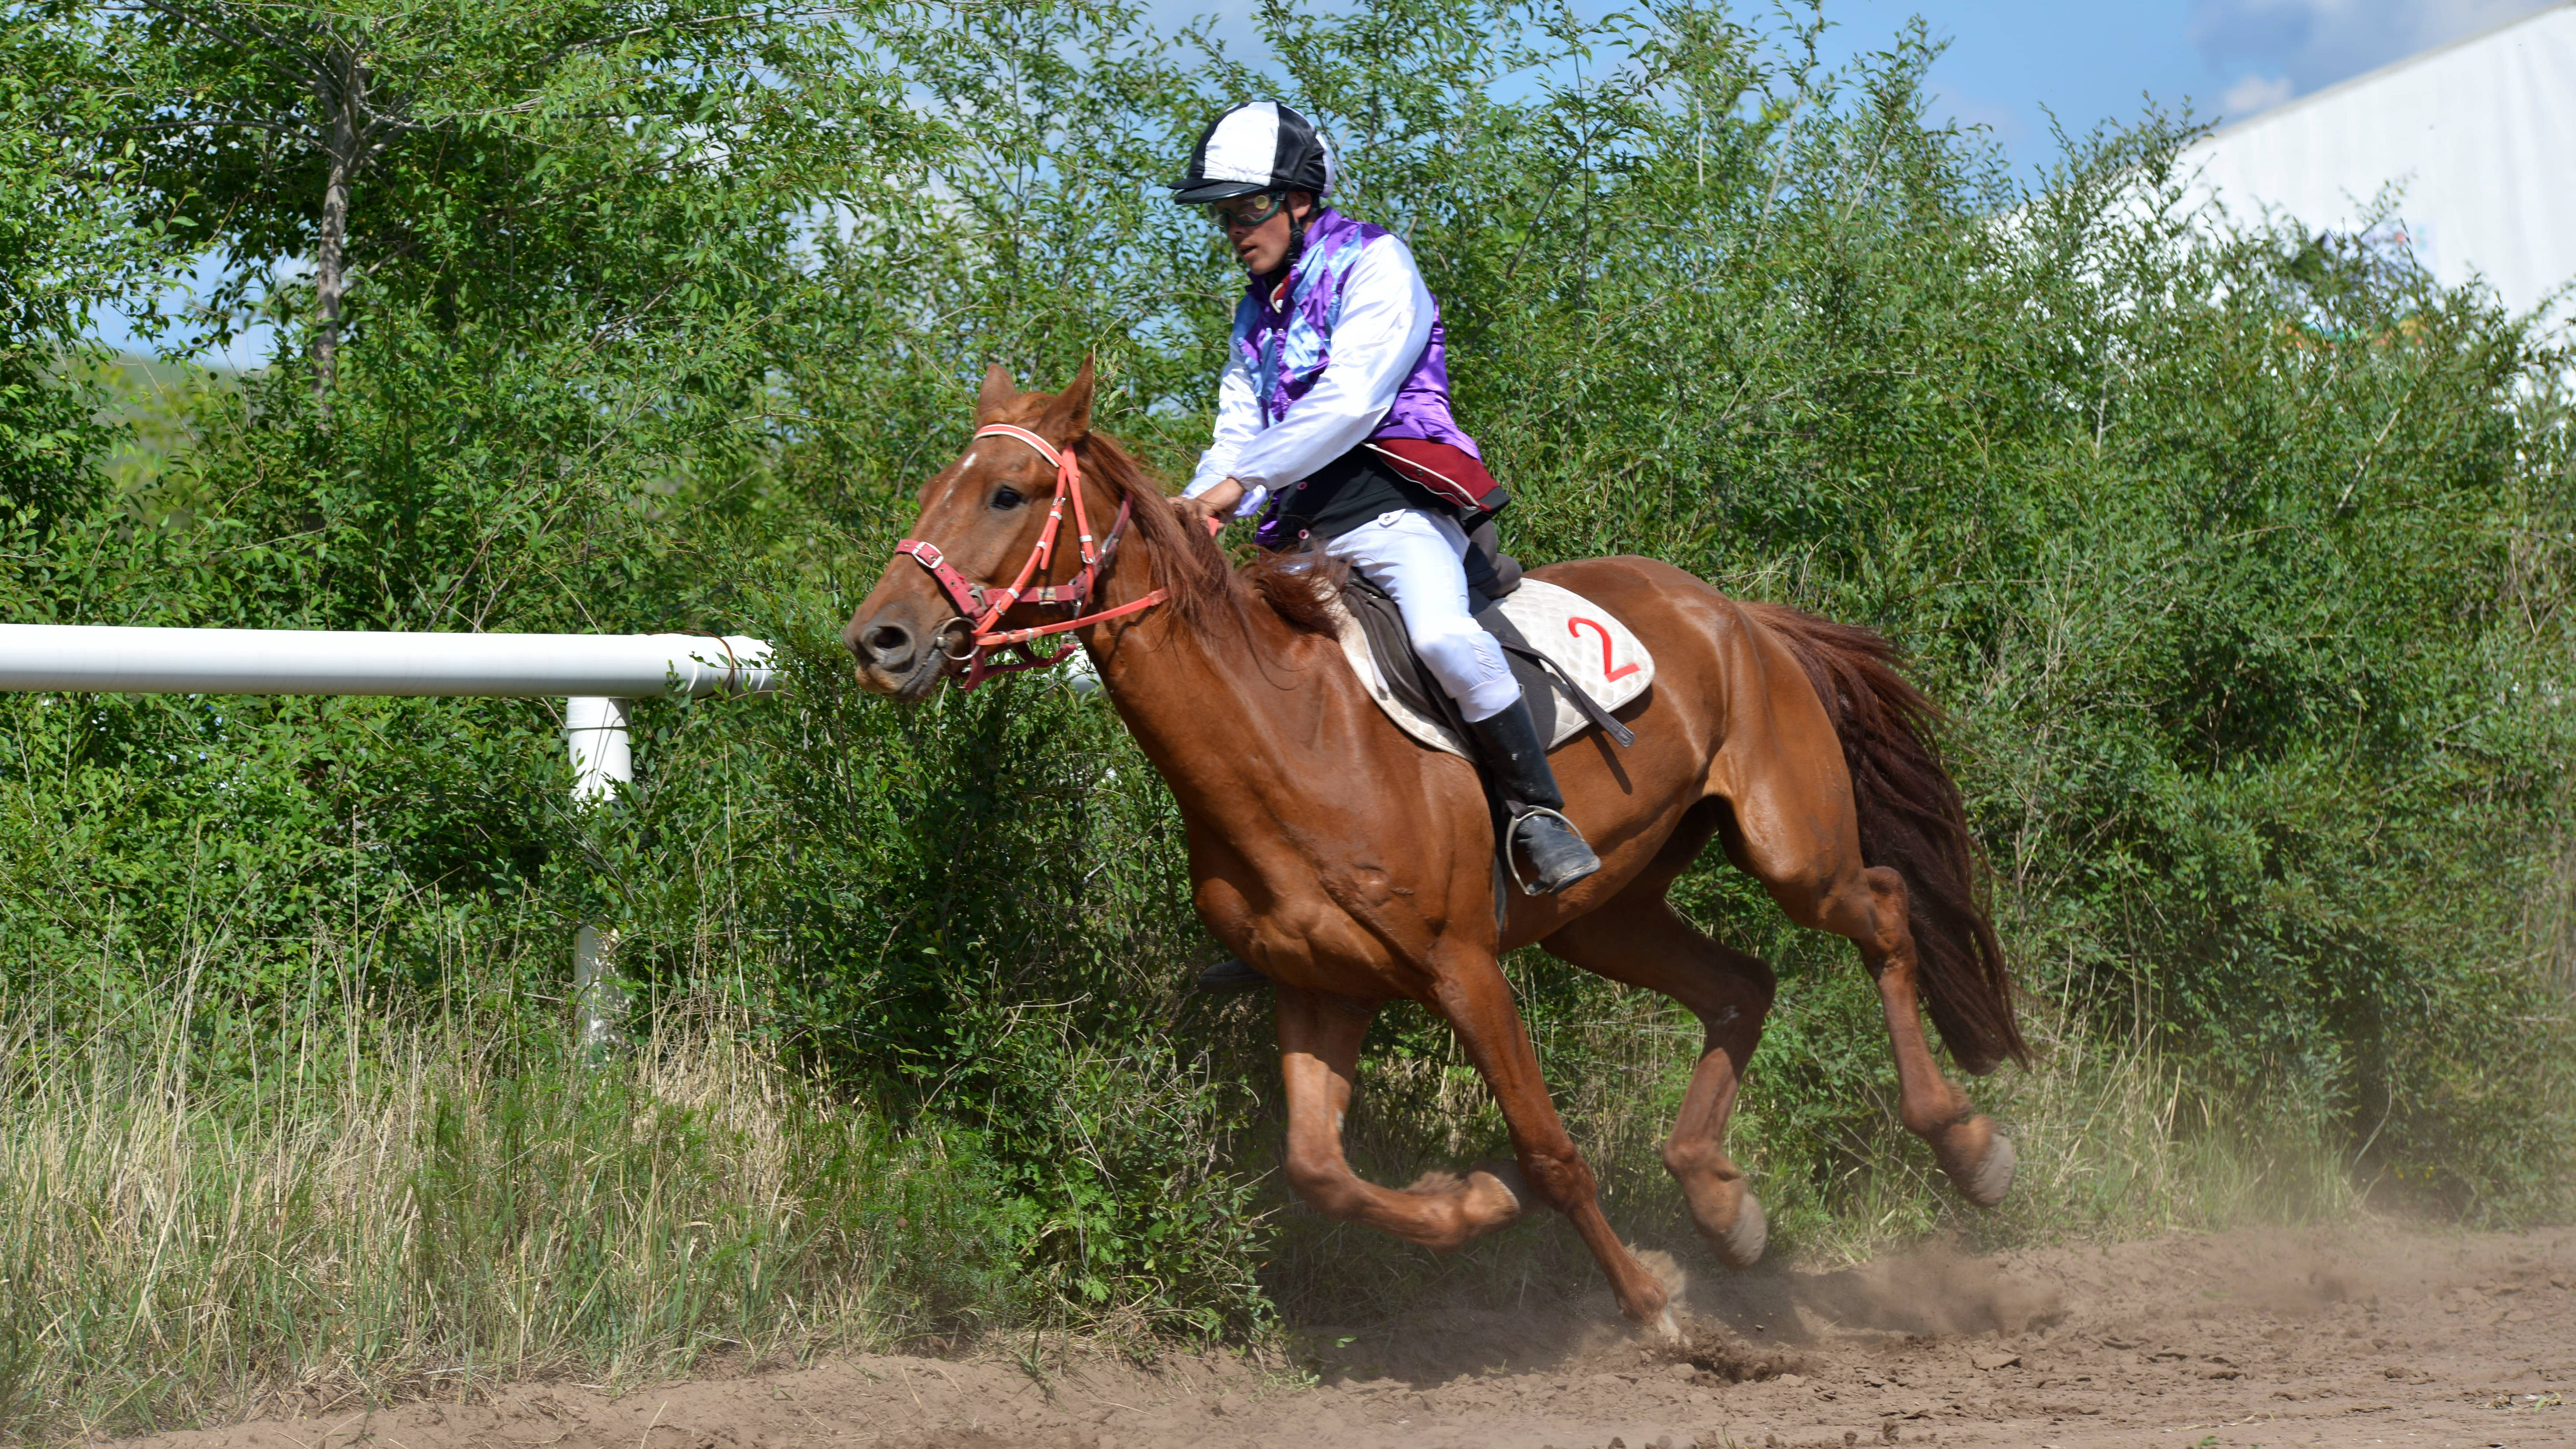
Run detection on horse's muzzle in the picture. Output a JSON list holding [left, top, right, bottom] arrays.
[[844, 609, 953, 701]]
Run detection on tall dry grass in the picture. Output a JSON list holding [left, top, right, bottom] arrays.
[[0, 981, 999, 1443]]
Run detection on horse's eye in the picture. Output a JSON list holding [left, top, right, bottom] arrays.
[[991, 487, 1025, 511]]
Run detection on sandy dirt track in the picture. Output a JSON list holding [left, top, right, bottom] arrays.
[[114, 1224, 2576, 1449]]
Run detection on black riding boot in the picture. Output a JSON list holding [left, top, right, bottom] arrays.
[[1469, 697, 1602, 894]]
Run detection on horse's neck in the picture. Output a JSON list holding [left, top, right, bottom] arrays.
[[1079, 524, 1323, 801]]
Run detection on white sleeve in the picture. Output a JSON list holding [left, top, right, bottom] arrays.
[[1225, 235, 1434, 491], [1185, 350, 1269, 517]]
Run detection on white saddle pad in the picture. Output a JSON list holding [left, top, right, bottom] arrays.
[[1332, 577, 1655, 757]]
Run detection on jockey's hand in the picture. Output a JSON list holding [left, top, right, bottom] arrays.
[[1174, 493, 1226, 534], [1175, 477, 1245, 534]]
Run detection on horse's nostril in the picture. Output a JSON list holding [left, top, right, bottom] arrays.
[[866, 623, 914, 665]]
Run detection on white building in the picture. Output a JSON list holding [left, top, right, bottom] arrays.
[[2181, 2, 2576, 322]]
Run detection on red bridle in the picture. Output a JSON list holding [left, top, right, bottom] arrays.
[[891, 423, 1182, 691]]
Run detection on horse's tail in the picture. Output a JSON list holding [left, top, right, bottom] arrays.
[[1742, 602, 2029, 1075]]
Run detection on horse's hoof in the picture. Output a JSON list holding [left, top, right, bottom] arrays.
[[1651, 1305, 1683, 1343], [1471, 1160, 1532, 1214], [1706, 1188, 1767, 1269], [1959, 1130, 2017, 1208], [1460, 1167, 1526, 1232]]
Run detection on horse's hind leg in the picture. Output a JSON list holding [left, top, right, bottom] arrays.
[[1542, 884, 1776, 1269], [1788, 863, 2015, 1206], [1273, 984, 1523, 1251], [1710, 635, 2016, 1207]]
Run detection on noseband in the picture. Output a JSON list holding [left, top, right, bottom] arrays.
[[890, 423, 1180, 691]]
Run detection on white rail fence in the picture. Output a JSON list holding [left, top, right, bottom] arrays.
[[0, 624, 778, 1046]]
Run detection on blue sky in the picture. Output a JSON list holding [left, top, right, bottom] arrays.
[[1824, 0, 2560, 170]]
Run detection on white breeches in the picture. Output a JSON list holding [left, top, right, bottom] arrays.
[[1325, 507, 1523, 722]]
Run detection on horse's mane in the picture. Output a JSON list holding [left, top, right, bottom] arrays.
[[1075, 430, 1343, 638]]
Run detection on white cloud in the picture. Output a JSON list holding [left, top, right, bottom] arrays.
[[2188, 0, 2557, 96], [2217, 70, 2297, 119]]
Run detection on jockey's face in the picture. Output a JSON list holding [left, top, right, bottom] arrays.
[[1225, 191, 1314, 277]]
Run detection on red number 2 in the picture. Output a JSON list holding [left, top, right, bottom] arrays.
[[1569, 617, 1640, 682]]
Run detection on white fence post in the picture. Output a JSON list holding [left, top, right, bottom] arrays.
[[564, 696, 634, 1053], [565, 695, 634, 800]]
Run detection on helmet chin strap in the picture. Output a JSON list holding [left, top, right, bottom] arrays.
[[1285, 200, 1311, 273], [1249, 199, 1312, 286]]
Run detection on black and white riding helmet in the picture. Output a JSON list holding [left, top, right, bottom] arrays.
[[1170, 100, 1334, 204]]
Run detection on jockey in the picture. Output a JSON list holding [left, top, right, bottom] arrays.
[[1170, 99, 1601, 902]]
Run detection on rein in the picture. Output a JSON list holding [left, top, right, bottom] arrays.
[[892, 423, 1184, 691]]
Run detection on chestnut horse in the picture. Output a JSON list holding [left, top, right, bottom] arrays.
[[846, 363, 2027, 1334]]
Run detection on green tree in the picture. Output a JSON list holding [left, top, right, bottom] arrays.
[[25, 0, 923, 631], [0, 17, 169, 540]]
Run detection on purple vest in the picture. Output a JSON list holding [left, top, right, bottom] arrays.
[[1232, 208, 1484, 462]]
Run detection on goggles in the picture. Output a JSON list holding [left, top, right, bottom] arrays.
[[1205, 192, 1290, 231]]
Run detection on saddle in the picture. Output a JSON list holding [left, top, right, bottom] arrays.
[[1331, 571, 1654, 760]]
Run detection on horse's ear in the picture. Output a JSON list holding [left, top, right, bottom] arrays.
[[1042, 356, 1096, 443], [975, 363, 1016, 423]]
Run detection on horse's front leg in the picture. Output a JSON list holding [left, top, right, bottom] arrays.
[[1427, 954, 1677, 1335], [1275, 984, 1523, 1250]]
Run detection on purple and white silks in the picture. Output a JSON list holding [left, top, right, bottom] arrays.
[[1239, 210, 1480, 453], [1185, 209, 1489, 547]]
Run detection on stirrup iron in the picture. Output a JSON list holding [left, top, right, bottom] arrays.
[[1505, 805, 1600, 896]]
